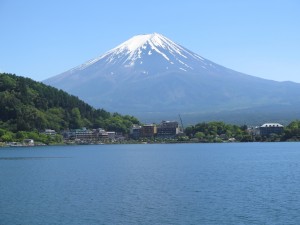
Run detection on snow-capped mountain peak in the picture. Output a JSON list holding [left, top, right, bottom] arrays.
[[114, 33, 157, 52], [76, 33, 207, 72], [106, 33, 173, 63], [44, 33, 300, 124]]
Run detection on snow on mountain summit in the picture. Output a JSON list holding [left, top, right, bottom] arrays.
[[111, 33, 189, 58], [75, 33, 208, 73]]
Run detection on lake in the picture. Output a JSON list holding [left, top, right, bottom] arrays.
[[1, 143, 300, 225]]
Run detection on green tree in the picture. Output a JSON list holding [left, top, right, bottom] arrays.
[[1, 132, 14, 142], [195, 131, 205, 140], [70, 107, 84, 129]]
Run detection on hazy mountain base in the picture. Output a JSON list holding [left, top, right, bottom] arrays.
[[47, 70, 300, 126], [134, 104, 300, 126]]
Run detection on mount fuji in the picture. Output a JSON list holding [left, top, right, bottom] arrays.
[[44, 33, 300, 124]]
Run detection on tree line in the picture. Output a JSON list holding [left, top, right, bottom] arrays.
[[184, 121, 300, 142]]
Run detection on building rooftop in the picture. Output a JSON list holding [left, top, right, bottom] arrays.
[[260, 123, 284, 128]]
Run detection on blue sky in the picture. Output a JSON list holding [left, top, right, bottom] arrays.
[[1, 0, 299, 82]]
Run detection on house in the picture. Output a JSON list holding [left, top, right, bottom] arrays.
[[44, 129, 56, 136], [23, 139, 34, 146], [260, 123, 284, 136]]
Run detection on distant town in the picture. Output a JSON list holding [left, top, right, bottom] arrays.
[[2, 119, 297, 147]]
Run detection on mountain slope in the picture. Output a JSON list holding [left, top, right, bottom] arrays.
[[0, 73, 139, 133], [44, 33, 300, 124]]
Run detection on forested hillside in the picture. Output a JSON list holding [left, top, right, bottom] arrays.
[[0, 73, 139, 133]]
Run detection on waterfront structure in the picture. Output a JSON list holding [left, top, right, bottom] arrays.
[[73, 127, 93, 140], [157, 121, 180, 138], [93, 128, 109, 139], [64, 128, 99, 140], [23, 139, 34, 146], [44, 129, 57, 136], [247, 126, 261, 136], [62, 127, 125, 142], [140, 124, 157, 138], [260, 123, 284, 136], [131, 121, 180, 139], [107, 131, 116, 140], [130, 125, 141, 139]]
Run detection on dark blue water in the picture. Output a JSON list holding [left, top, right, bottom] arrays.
[[1, 143, 300, 225]]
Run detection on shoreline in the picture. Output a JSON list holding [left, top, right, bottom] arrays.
[[1, 139, 298, 148]]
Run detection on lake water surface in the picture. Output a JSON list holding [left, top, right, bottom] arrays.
[[1, 143, 300, 225]]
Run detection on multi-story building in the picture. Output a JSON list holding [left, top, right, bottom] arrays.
[[260, 123, 284, 136], [92, 128, 109, 140], [74, 127, 94, 140], [140, 124, 157, 138], [63, 127, 94, 140], [107, 131, 116, 140], [130, 125, 141, 139], [157, 121, 179, 138]]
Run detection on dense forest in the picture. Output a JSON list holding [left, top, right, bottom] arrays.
[[184, 121, 252, 142], [0, 73, 140, 135]]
